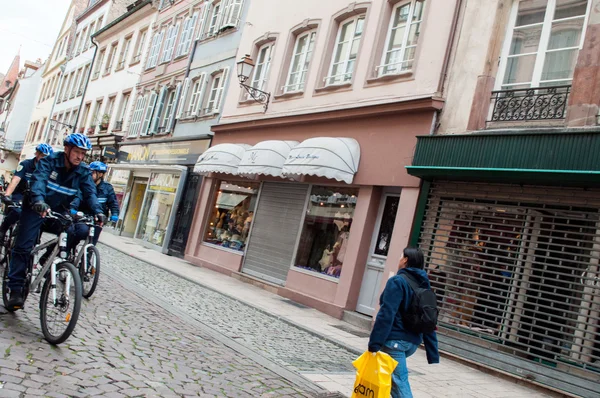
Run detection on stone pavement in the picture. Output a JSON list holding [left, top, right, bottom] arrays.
[[0, 261, 326, 396], [98, 232, 564, 398]]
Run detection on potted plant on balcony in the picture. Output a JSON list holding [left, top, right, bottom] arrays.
[[78, 127, 84, 133], [100, 114, 110, 131]]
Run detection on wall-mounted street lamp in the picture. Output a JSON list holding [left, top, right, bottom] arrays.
[[237, 54, 270, 112]]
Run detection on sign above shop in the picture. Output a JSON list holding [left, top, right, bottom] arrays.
[[103, 146, 117, 159], [118, 139, 210, 165]]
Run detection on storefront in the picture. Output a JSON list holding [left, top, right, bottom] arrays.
[[107, 138, 210, 254], [184, 105, 439, 319], [407, 131, 600, 398]]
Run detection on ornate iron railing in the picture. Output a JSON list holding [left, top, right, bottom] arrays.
[[489, 85, 571, 122]]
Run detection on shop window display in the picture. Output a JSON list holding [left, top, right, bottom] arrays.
[[204, 181, 260, 252], [136, 172, 180, 246], [295, 186, 358, 278], [107, 169, 130, 209]]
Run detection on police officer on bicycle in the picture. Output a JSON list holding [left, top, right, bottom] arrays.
[[0, 143, 54, 242], [6, 133, 105, 311], [71, 161, 119, 245]]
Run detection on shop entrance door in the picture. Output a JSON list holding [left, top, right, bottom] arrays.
[[356, 193, 400, 316], [122, 178, 147, 238], [168, 172, 202, 257]]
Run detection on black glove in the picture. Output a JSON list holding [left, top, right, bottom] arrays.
[[95, 213, 106, 225], [1, 194, 12, 203], [32, 201, 50, 215]]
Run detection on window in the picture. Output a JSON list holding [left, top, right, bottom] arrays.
[[250, 43, 273, 92], [80, 103, 91, 131], [64, 72, 75, 101], [128, 94, 147, 137], [284, 30, 316, 93], [74, 33, 81, 56], [57, 77, 67, 103], [498, 0, 588, 89], [93, 48, 105, 79], [159, 0, 171, 10], [71, 69, 82, 98], [206, 69, 228, 114], [38, 82, 46, 103], [187, 74, 206, 116], [176, 12, 199, 57], [102, 96, 116, 131], [326, 15, 365, 86], [117, 36, 132, 70], [96, 16, 103, 33], [160, 89, 176, 132], [132, 28, 148, 64], [136, 173, 181, 246], [141, 91, 158, 135], [79, 64, 90, 95], [115, 93, 130, 131], [83, 24, 92, 51], [221, 0, 244, 30], [146, 30, 164, 69], [51, 75, 58, 96], [204, 181, 260, 252], [70, 111, 77, 129], [91, 99, 103, 132], [160, 23, 180, 63], [378, 0, 425, 76], [105, 43, 118, 75], [294, 186, 358, 278], [207, 2, 222, 37]]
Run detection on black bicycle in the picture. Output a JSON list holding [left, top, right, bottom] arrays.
[[0, 198, 21, 308], [70, 213, 101, 299], [1, 209, 83, 345]]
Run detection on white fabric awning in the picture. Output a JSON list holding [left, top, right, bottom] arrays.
[[281, 137, 360, 184], [193, 143, 251, 175], [237, 140, 300, 177]]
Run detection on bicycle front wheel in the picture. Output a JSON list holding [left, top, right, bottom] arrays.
[[39, 262, 82, 345], [80, 245, 100, 299]]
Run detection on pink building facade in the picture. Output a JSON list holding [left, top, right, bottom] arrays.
[[184, 0, 459, 321]]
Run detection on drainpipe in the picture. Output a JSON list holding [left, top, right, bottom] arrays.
[[170, 38, 200, 134], [43, 63, 67, 140], [437, 0, 464, 96], [72, 36, 99, 133]]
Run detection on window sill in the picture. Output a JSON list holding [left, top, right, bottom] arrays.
[[103, 71, 111, 77], [174, 54, 188, 61], [366, 71, 413, 85], [273, 91, 305, 101], [181, 113, 219, 122], [290, 266, 340, 283], [314, 82, 352, 95], [201, 242, 244, 256], [115, 66, 125, 72], [129, 60, 141, 67]]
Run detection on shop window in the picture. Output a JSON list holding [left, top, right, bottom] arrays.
[[294, 186, 359, 278], [136, 172, 181, 246], [204, 181, 260, 252]]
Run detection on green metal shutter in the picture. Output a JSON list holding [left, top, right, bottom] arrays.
[[418, 181, 600, 397], [242, 182, 308, 285]]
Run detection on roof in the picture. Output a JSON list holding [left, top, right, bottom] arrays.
[[0, 53, 20, 97], [92, 0, 152, 39]]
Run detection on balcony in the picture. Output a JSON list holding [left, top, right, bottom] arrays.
[[0, 139, 24, 153], [489, 85, 571, 124]]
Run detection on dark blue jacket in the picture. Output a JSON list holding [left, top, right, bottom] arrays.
[[72, 180, 119, 217], [28, 151, 102, 215], [12, 158, 37, 200], [368, 267, 440, 364]]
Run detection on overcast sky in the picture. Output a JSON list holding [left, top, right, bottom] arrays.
[[0, 0, 72, 73]]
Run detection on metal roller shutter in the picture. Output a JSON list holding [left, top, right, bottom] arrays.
[[418, 181, 600, 397], [242, 182, 308, 285]]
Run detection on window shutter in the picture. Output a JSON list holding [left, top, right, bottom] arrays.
[[141, 91, 157, 136], [196, 3, 209, 40], [195, 73, 208, 116], [176, 18, 190, 58], [128, 95, 146, 137], [167, 83, 182, 132], [224, 0, 243, 29], [185, 12, 199, 54], [161, 24, 179, 63], [176, 78, 190, 119], [214, 67, 229, 114], [150, 86, 167, 134], [216, 1, 228, 32]]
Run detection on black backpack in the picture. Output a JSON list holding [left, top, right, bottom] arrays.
[[400, 273, 439, 334]]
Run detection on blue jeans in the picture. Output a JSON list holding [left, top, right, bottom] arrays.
[[382, 339, 419, 398]]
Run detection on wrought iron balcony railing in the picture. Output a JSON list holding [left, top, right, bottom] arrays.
[[489, 85, 571, 123]]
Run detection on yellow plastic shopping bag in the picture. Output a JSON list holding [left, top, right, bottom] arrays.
[[351, 351, 398, 398]]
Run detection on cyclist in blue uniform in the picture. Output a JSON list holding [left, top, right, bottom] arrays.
[[6, 134, 105, 311], [0, 144, 54, 241], [71, 161, 119, 245]]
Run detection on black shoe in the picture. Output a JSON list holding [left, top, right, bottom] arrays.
[[7, 288, 24, 311]]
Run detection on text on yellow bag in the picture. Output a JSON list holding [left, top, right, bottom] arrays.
[[351, 351, 398, 398]]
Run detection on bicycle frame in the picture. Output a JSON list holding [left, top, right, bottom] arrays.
[[30, 230, 72, 305], [73, 223, 95, 273]]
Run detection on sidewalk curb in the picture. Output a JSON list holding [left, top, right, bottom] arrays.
[[98, 241, 364, 357]]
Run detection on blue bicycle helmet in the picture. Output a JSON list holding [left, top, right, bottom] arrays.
[[35, 143, 54, 156], [89, 161, 108, 172], [63, 133, 92, 150]]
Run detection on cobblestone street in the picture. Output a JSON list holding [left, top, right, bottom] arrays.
[[0, 244, 338, 397]]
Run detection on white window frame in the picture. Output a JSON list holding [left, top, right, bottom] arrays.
[[377, 0, 425, 77], [133, 28, 148, 64], [284, 30, 317, 93], [496, 0, 591, 90], [250, 43, 273, 92], [177, 12, 199, 57], [118, 36, 132, 69], [325, 14, 365, 86], [222, 0, 243, 30], [105, 43, 118, 75], [159, 0, 171, 10], [161, 23, 180, 64], [160, 89, 177, 131], [207, 1, 222, 37], [206, 73, 223, 114], [94, 49, 106, 78], [117, 93, 130, 129], [141, 91, 158, 136], [146, 30, 164, 69], [187, 74, 207, 116]]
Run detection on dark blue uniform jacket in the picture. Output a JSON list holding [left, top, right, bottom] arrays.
[[72, 180, 119, 217], [12, 158, 37, 201], [28, 151, 102, 215]]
